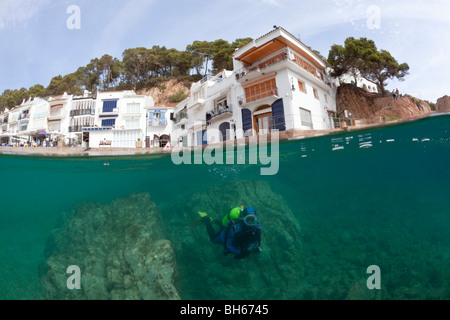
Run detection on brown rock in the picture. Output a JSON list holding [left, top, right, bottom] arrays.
[[436, 95, 450, 112], [336, 84, 432, 123]]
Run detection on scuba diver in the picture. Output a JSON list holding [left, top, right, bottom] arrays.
[[198, 206, 262, 260]]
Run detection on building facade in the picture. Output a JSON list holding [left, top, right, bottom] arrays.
[[1, 27, 344, 149], [82, 90, 154, 148], [171, 27, 339, 147], [233, 27, 337, 137]]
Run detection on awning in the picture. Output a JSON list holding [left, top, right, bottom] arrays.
[[37, 130, 49, 135]]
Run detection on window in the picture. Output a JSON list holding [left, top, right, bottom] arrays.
[[297, 80, 306, 93], [102, 100, 118, 113], [125, 119, 139, 129], [313, 88, 319, 100], [214, 97, 228, 113], [102, 119, 116, 128], [244, 79, 277, 103], [127, 103, 140, 114], [149, 111, 167, 126], [300, 108, 313, 128], [193, 90, 204, 101]]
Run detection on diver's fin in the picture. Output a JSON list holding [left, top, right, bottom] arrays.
[[198, 211, 208, 218], [189, 211, 214, 227]]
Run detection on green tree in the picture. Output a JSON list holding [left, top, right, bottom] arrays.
[[122, 47, 152, 86], [328, 37, 409, 95], [44, 74, 83, 96], [327, 37, 376, 87], [363, 49, 409, 95], [28, 84, 46, 98], [98, 54, 122, 90], [76, 59, 101, 92], [186, 41, 213, 76]]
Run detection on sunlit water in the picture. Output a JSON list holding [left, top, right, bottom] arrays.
[[1, 114, 449, 300]]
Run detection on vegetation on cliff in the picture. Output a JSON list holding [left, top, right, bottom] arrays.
[[328, 37, 410, 95], [0, 38, 253, 112]]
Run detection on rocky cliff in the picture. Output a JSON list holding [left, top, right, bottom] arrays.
[[138, 78, 191, 106], [436, 95, 450, 112], [336, 84, 432, 123]]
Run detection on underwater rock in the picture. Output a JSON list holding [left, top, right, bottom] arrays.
[[41, 193, 180, 300], [168, 180, 305, 300]]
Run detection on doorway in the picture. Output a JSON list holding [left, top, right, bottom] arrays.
[[253, 105, 272, 135]]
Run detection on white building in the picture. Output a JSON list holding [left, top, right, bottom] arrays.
[[147, 105, 174, 148], [172, 70, 236, 147], [172, 27, 339, 147], [339, 72, 379, 93], [233, 27, 337, 135], [83, 90, 154, 148], [69, 91, 97, 148]]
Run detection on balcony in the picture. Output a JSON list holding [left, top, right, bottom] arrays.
[[48, 109, 67, 121], [235, 51, 289, 82], [188, 98, 206, 110], [70, 109, 95, 117], [235, 49, 329, 87], [238, 86, 279, 108], [18, 113, 30, 121], [148, 119, 168, 127], [206, 106, 233, 123], [174, 109, 188, 125], [69, 125, 84, 133]]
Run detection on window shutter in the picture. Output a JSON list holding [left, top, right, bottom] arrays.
[[271, 99, 286, 131]]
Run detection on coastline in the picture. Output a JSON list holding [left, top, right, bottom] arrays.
[[0, 112, 438, 158]]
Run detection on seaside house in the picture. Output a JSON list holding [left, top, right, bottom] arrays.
[[69, 91, 97, 148], [47, 93, 72, 143], [171, 27, 339, 148], [339, 71, 379, 93], [232, 26, 337, 136], [0, 109, 11, 145], [27, 97, 51, 144], [172, 70, 236, 147], [5, 106, 22, 145], [0, 97, 51, 146], [83, 90, 154, 148], [146, 104, 174, 148]]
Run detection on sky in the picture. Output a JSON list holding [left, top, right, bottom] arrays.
[[0, 0, 449, 103]]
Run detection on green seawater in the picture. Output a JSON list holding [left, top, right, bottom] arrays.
[[1, 114, 449, 300]]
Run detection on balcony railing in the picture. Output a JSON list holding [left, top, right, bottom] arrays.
[[235, 51, 289, 80], [174, 110, 188, 124], [149, 119, 168, 127], [238, 86, 278, 106], [18, 113, 30, 121], [206, 106, 232, 122], [70, 109, 95, 117], [235, 49, 327, 84], [69, 125, 85, 133]]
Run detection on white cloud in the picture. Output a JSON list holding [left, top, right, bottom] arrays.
[[0, 0, 51, 29]]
